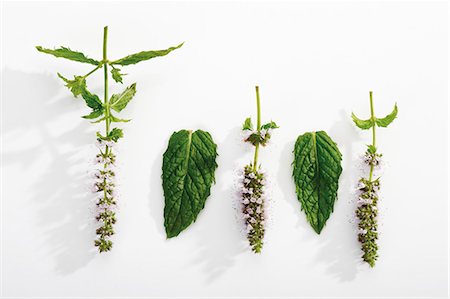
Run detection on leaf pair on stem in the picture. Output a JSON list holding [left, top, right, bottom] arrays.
[[37, 26, 183, 252], [352, 91, 398, 267]]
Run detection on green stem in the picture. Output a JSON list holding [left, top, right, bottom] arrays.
[[369, 91, 376, 182], [102, 26, 110, 208], [103, 26, 110, 154], [253, 86, 261, 172], [84, 64, 102, 78]]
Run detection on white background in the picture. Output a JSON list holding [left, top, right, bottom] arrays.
[[1, 1, 448, 298]]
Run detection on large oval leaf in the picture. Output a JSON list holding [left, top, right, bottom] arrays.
[[292, 131, 342, 234], [162, 130, 218, 238]]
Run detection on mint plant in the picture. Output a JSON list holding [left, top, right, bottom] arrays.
[[352, 91, 398, 266], [37, 26, 182, 252], [239, 86, 278, 253]]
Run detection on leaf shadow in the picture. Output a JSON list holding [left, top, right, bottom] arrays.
[[148, 126, 246, 284], [275, 136, 322, 263], [2, 69, 97, 275], [188, 125, 247, 283], [276, 111, 363, 282], [313, 109, 363, 282], [148, 138, 166, 237], [276, 138, 312, 229]]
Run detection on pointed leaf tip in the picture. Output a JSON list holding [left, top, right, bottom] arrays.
[[111, 42, 183, 66], [375, 103, 398, 128], [36, 46, 100, 65], [242, 117, 253, 131]]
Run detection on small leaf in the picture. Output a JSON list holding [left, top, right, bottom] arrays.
[[108, 128, 123, 142], [81, 89, 103, 111], [246, 133, 263, 145], [375, 103, 398, 128], [351, 113, 374, 130], [96, 132, 106, 140], [242, 117, 253, 131], [292, 131, 343, 234], [82, 109, 104, 119], [111, 42, 183, 66], [367, 145, 377, 154], [110, 83, 136, 112], [57, 73, 86, 97], [162, 129, 218, 238], [261, 121, 279, 130], [36, 46, 99, 65], [58, 73, 103, 113], [111, 68, 125, 84], [109, 114, 131, 123]]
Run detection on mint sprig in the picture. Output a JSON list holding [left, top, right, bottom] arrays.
[[239, 86, 278, 253], [37, 26, 182, 253], [352, 91, 398, 267]]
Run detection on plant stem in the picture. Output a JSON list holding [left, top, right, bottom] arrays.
[[253, 86, 261, 172], [84, 64, 102, 78], [369, 91, 376, 182], [103, 26, 110, 155], [102, 26, 110, 209]]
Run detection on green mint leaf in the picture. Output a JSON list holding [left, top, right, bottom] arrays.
[[111, 68, 125, 84], [82, 109, 104, 120], [111, 42, 183, 66], [107, 128, 123, 142], [246, 133, 262, 145], [351, 113, 374, 130], [81, 88, 103, 111], [261, 121, 279, 130], [292, 131, 343, 234], [110, 83, 136, 112], [367, 144, 377, 154], [242, 117, 253, 131], [36, 46, 100, 65], [57, 73, 86, 97], [375, 103, 398, 128], [162, 129, 218, 238], [109, 114, 131, 123]]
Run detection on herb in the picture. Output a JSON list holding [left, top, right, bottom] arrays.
[[352, 91, 398, 267], [292, 131, 343, 233], [37, 26, 182, 252], [162, 130, 218, 238], [239, 86, 279, 253]]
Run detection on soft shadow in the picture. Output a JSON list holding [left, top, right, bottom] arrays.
[[2, 69, 96, 274], [148, 138, 167, 237], [313, 110, 363, 282], [276, 138, 312, 229], [190, 126, 247, 283], [276, 136, 323, 265], [150, 126, 246, 283]]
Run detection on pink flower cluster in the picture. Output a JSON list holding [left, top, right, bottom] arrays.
[[239, 164, 266, 253], [91, 139, 118, 253]]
